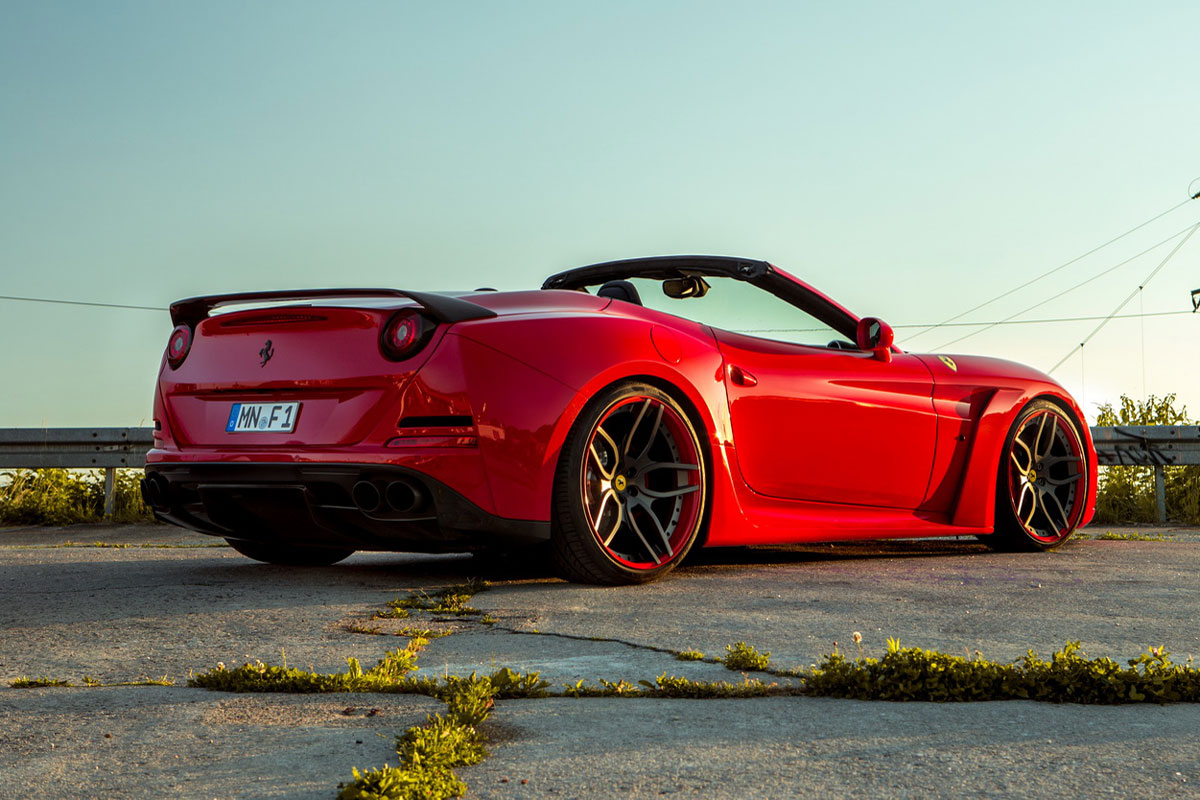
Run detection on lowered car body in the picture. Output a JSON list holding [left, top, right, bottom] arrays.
[[143, 256, 1097, 583]]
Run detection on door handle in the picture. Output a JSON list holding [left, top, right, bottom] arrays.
[[729, 365, 758, 387]]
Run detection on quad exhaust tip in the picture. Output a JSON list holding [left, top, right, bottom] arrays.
[[385, 480, 425, 514], [351, 481, 382, 513], [141, 475, 169, 509], [353, 478, 426, 515]]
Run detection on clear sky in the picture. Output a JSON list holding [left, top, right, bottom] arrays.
[[2, 1, 1198, 427]]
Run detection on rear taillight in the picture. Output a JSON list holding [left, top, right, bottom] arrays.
[[381, 310, 434, 361], [166, 325, 192, 369]]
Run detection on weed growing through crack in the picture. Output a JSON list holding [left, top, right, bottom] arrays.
[[560, 674, 798, 698], [337, 672, 495, 800], [336, 667, 547, 800], [485, 667, 552, 698], [110, 676, 175, 687], [359, 580, 493, 634], [183, 573, 1200, 800], [723, 641, 771, 672], [189, 638, 429, 693], [1083, 531, 1173, 542], [653, 674, 798, 698], [373, 606, 411, 620], [805, 638, 1200, 703], [11, 675, 173, 689], [396, 626, 453, 640], [387, 579, 490, 616], [561, 678, 644, 697], [9, 676, 73, 688]]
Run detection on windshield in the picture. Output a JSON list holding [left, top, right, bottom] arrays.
[[596, 277, 852, 349]]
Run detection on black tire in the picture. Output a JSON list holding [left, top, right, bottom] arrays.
[[983, 399, 1089, 552], [225, 538, 355, 566], [551, 382, 708, 585]]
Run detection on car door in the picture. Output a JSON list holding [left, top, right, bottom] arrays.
[[715, 329, 938, 509]]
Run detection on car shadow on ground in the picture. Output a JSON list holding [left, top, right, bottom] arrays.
[[333, 536, 1001, 584]]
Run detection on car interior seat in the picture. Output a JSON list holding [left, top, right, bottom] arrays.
[[596, 280, 643, 305]]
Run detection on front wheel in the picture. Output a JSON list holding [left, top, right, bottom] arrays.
[[551, 382, 708, 585], [985, 400, 1089, 552], [225, 538, 355, 566]]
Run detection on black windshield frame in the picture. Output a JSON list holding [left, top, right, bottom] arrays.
[[542, 255, 859, 341]]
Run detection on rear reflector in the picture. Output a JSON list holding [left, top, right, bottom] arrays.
[[386, 435, 478, 448]]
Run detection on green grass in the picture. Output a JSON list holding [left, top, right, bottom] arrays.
[[1082, 531, 1173, 542], [338, 672, 500, 800], [560, 673, 797, 698], [722, 641, 771, 672], [384, 580, 491, 617], [9, 676, 73, 688], [373, 607, 411, 620], [805, 638, 1200, 703], [334, 668, 545, 800], [0, 469, 155, 526], [1093, 394, 1200, 526], [9, 674, 174, 688], [189, 640, 428, 694]]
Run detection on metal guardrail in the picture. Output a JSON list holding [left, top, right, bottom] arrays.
[[0, 427, 155, 519], [0, 425, 1195, 523], [1091, 425, 1200, 523]]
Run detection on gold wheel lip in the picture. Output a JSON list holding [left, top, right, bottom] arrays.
[[1006, 408, 1086, 543], [580, 394, 704, 570]]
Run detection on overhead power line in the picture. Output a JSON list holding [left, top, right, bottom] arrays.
[[906, 196, 1198, 341], [737, 309, 1194, 335], [1048, 221, 1200, 375], [929, 223, 1197, 351], [5, 293, 1196, 339], [0, 294, 164, 312]]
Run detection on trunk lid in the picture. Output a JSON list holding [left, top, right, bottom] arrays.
[[161, 305, 437, 447]]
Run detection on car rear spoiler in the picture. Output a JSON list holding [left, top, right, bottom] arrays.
[[169, 288, 497, 329]]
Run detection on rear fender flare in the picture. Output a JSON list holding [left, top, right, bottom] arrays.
[[547, 366, 721, 545]]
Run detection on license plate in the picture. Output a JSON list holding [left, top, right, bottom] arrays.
[[226, 402, 300, 433]]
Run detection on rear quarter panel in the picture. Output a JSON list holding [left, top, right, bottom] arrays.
[[451, 304, 731, 523]]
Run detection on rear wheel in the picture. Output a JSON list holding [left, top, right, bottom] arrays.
[[551, 382, 708, 585], [225, 538, 355, 566], [985, 400, 1089, 552]]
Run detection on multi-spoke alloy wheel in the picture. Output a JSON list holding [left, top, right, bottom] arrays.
[[552, 382, 707, 584], [989, 401, 1088, 551]]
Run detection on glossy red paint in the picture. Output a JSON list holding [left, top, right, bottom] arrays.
[[145, 257, 1097, 573], [715, 329, 937, 509]]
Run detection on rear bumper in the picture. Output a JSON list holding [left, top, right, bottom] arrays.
[[142, 462, 549, 552]]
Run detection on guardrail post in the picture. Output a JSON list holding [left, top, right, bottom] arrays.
[[1153, 464, 1166, 524], [103, 468, 115, 521]]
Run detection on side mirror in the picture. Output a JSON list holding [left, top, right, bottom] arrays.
[[855, 317, 894, 363]]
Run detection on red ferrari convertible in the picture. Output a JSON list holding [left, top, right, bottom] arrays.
[[143, 255, 1096, 584]]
